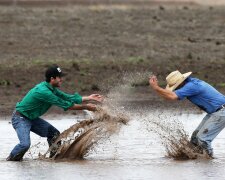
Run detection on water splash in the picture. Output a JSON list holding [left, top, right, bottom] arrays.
[[142, 109, 210, 160], [39, 72, 150, 161], [39, 107, 129, 160], [38, 71, 212, 161], [103, 70, 151, 111]]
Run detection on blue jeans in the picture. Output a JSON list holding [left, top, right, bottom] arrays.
[[191, 109, 225, 155], [9, 111, 60, 160]]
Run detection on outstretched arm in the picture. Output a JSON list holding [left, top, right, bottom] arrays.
[[68, 103, 97, 111], [82, 94, 104, 103], [149, 75, 178, 100]]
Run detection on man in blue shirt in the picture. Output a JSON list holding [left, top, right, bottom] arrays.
[[149, 70, 225, 157]]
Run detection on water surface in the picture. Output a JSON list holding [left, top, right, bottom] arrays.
[[1, 112, 225, 180]]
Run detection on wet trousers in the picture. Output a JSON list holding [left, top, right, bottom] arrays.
[[191, 109, 225, 155], [9, 111, 60, 160]]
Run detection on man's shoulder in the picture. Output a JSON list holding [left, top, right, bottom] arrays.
[[33, 82, 52, 93], [34, 81, 45, 89], [186, 77, 204, 86], [176, 77, 201, 92], [183, 77, 207, 94]]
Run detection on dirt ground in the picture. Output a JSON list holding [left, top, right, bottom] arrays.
[[0, 1, 225, 116]]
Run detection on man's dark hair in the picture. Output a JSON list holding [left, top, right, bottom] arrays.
[[45, 65, 64, 82]]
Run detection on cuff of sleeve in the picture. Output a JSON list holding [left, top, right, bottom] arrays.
[[74, 93, 82, 104], [64, 102, 74, 111], [174, 91, 183, 100]]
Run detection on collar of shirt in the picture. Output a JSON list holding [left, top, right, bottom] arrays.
[[44, 81, 55, 92]]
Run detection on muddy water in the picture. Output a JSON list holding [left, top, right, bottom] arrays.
[[41, 107, 129, 160], [1, 112, 225, 180]]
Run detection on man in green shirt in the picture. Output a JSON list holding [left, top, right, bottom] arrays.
[[7, 65, 103, 161]]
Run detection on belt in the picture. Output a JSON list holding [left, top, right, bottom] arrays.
[[15, 111, 28, 119], [216, 104, 225, 112]]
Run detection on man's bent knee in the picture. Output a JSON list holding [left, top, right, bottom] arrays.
[[48, 126, 60, 137], [190, 130, 199, 146], [47, 126, 60, 146]]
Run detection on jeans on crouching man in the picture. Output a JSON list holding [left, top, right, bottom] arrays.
[[190, 109, 225, 157], [7, 111, 60, 161]]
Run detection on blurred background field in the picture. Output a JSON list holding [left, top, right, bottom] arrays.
[[0, 0, 225, 6], [0, 0, 225, 116]]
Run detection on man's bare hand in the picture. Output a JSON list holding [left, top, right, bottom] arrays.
[[88, 94, 104, 103], [149, 75, 159, 89]]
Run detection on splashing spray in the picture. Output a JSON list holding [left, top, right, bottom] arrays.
[[142, 109, 210, 160], [39, 107, 129, 160]]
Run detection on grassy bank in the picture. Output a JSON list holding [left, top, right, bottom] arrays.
[[0, 5, 225, 115]]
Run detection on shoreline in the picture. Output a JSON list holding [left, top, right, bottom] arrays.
[[0, 97, 204, 120]]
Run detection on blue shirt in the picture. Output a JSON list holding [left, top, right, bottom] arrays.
[[175, 77, 225, 114]]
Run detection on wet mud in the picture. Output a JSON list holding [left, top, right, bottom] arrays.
[[142, 110, 211, 160], [34, 71, 212, 161], [40, 107, 129, 160]]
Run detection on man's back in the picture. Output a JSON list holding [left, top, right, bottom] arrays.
[[16, 82, 55, 120], [175, 77, 225, 113]]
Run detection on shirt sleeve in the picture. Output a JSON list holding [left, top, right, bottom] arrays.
[[175, 82, 201, 100], [34, 91, 74, 111], [55, 89, 82, 104]]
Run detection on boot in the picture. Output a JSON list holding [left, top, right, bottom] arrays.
[[6, 153, 23, 161], [204, 149, 214, 159]]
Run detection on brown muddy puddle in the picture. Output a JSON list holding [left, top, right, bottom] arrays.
[[1, 110, 225, 179]]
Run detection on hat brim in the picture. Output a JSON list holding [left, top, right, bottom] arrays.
[[166, 72, 192, 91], [59, 72, 67, 77]]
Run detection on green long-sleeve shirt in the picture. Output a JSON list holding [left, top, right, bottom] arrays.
[[16, 81, 82, 120]]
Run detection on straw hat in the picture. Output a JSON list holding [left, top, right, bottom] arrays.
[[166, 70, 192, 91]]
